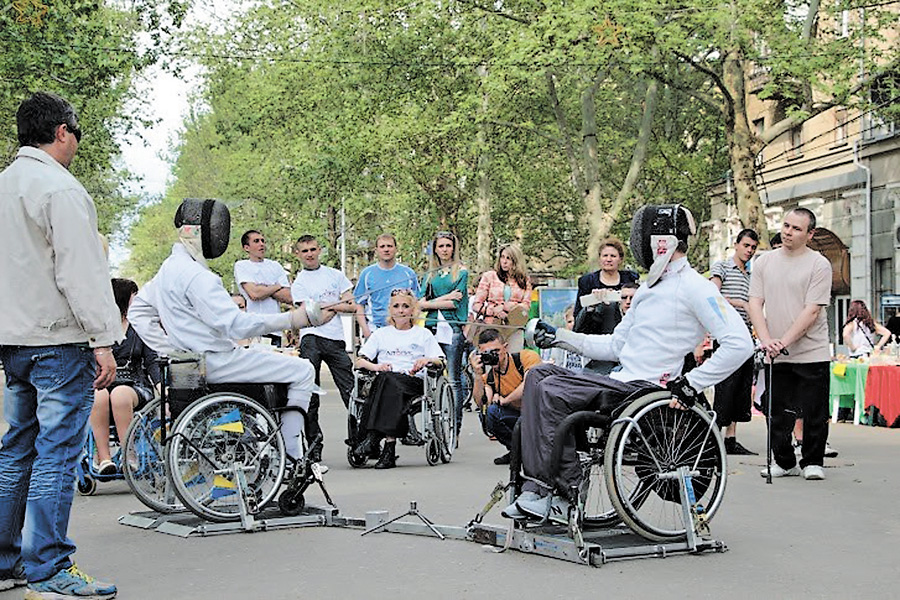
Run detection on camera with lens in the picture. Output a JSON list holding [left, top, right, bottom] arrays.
[[478, 349, 500, 366]]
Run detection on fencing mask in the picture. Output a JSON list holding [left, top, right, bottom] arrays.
[[629, 204, 696, 287], [174, 198, 231, 263]]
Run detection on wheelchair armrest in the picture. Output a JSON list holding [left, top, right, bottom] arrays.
[[425, 362, 445, 377]]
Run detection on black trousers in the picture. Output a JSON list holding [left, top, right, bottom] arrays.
[[299, 335, 354, 445], [713, 355, 754, 427], [521, 364, 654, 493], [767, 361, 829, 469], [363, 372, 424, 438]]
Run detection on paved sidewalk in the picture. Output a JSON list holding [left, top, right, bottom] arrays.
[[1, 368, 898, 599]]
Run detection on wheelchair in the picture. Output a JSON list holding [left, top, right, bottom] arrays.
[[507, 381, 727, 543], [127, 353, 332, 523], [75, 423, 125, 496], [346, 364, 456, 467]]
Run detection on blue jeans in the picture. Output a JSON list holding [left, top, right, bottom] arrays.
[[0, 344, 96, 582], [440, 330, 469, 433], [485, 403, 521, 451]]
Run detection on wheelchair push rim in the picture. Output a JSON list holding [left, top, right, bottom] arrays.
[[166, 393, 286, 522], [604, 391, 727, 542]]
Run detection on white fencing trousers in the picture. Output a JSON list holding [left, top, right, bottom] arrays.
[[205, 348, 316, 459]]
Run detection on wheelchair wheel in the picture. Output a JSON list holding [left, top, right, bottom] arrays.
[[76, 472, 97, 496], [604, 391, 727, 542], [277, 489, 305, 516], [577, 444, 620, 528], [426, 437, 441, 466], [436, 377, 456, 463], [123, 399, 181, 514], [166, 393, 286, 522]]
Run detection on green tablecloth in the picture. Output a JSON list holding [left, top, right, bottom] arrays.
[[829, 362, 869, 412]]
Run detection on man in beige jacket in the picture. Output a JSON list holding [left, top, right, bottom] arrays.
[[0, 92, 121, 599]]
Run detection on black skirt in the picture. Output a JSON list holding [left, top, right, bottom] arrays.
[[364, 372, 424, 437]]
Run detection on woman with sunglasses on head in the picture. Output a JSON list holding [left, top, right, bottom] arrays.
[[472, 243, 532, 351], [353, 289, 444, 469], [419, 231, 469, 434]]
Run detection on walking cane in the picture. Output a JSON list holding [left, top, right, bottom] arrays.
[[765, 347, 789, 485]]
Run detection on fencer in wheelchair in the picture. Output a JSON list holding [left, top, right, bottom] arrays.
[[347, 288, 455, 469], [128, 198, 337, 521], [503, 204, 754, 542]]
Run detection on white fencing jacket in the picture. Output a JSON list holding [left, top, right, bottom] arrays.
[[557, 257, 753, 391]]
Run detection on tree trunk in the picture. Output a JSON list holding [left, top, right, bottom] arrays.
[[475, 63, 493, 274], [581, 73, 606, 267], [723, 41, 769, 241], [594, 77, 659, 254]]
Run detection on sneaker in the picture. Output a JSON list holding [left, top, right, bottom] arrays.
[[97, 460, 117, 476], [501, 491, 541, 520], [312, 462, 329, 475], [803, 465, 826, 480], [724, 438, 758, 456], [759, 463, 801, 478], [824, 441, 839, 458], [517, 494, 572, 524], [25, 564, 116, 599], [493, 452, 511, 466], [0, 559, 26, 591]]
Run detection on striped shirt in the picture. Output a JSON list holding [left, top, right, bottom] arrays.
[[710, 257, 751, 331]]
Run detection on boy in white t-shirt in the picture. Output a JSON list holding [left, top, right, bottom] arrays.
[[291, 235, 358, 462], [234, 229, 292, 345]]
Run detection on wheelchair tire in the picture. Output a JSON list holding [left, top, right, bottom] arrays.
[[347, 446, 368, 468], [436, 377, 456, 463], [166, 393, 286, 523], [426, 437, 441, 466], [122, 399, 182, 514], [76, 474, 96, 496], [604, 391, 727, 542], [277, 489, 305, 516]]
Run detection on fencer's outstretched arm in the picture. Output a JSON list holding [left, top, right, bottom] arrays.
[[682, 286, 754, 391]]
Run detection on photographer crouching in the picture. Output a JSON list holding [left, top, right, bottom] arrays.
[[470, 328, 542, 465]]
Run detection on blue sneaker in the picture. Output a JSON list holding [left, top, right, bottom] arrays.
[[0, 558, 26, 591], [24, 564, 116, 599]]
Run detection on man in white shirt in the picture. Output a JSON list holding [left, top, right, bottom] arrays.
[[291, 235, 357, 461], [234, 230, 293, 346]]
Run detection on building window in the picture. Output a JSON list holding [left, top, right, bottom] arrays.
[[753, 118, 765, 137], [790, 126, 803, 158], [834, 109, 848, 145]]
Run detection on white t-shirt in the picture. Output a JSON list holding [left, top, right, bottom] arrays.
[[359, 325, 444, 377], [234, 258, 290, 315], [291, 265, 352, 341]]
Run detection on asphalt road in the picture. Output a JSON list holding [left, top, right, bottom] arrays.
[[1, 368, 898, 599]]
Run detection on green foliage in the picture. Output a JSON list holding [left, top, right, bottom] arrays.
[[0, 0, 186, 232]]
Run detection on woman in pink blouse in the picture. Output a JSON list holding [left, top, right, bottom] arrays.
[[472, 244, 532, 350]]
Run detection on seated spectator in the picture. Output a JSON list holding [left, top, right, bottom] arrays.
[[619, 282, 638, 315], [470, 328, 542, 465], [353, 289, 444, 469], [89, 278, 161, 475], [472, 244, 532, 351]]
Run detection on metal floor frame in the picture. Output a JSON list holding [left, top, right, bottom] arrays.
[[119, 501, 726, 567]]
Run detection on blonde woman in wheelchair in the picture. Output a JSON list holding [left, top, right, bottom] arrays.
[[353, 289, 444, 469]]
